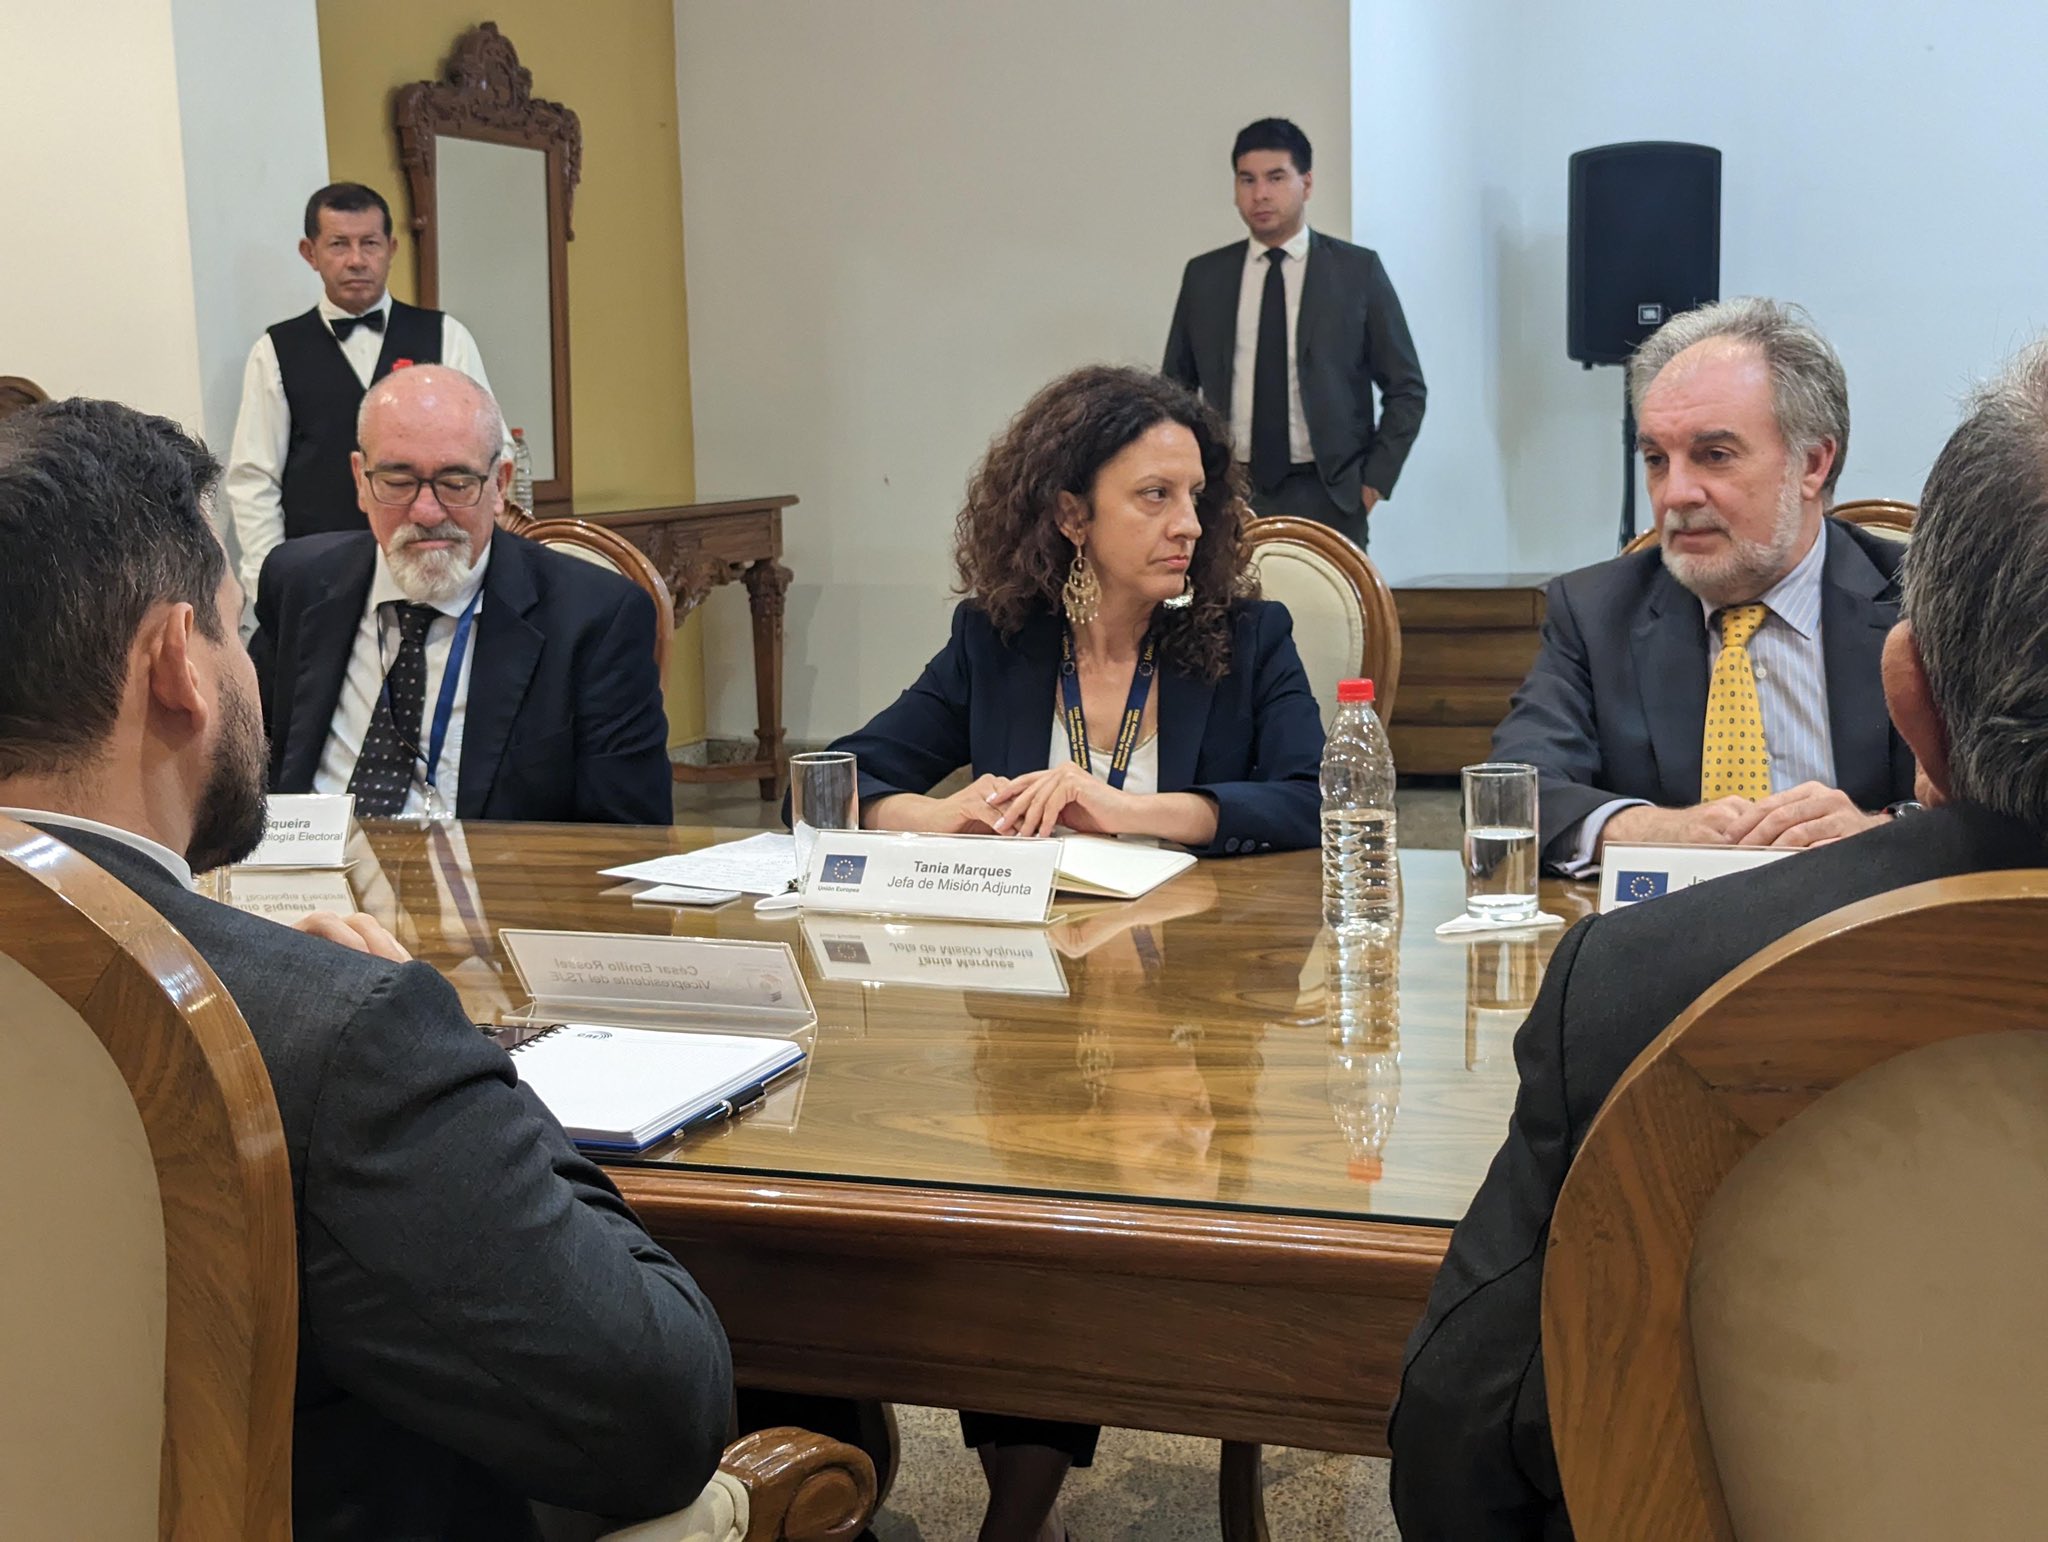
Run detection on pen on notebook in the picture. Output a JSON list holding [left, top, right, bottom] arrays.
[[676, 1081, 772, 1136]]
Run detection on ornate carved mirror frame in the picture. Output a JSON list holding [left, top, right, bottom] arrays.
[[396, 24, 579, 511]]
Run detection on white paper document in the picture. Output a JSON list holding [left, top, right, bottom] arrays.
[[601, 832, 796, 896], [1054, 835, 1197, 899], [630, 884, 744, 907]]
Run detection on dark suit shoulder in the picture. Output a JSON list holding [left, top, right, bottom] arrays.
[[1832, 517, 1908, 582], [1186, 238, 1251, 275], [1306, 230, 1381, 266], [496, 528, 647, 612], [263, 529, 377, 589]]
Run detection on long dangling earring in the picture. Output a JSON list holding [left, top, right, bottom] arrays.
[[1062, 548, 1101, 626]]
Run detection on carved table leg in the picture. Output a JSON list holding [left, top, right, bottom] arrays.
[[744, 558, 792, 800], [1219, 1441, 1271, 1542]]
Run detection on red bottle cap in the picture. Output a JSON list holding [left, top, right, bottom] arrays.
[[1336, 679, 1375, 704]]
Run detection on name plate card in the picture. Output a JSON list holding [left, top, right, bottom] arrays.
[[500, 929, 814, 1024], [798, 831, 1059, 924], [242, 793, 353, 869], [224, 867, 358, 926], [1599, 842, 1796, 912], [801, 917, 1069, 995]]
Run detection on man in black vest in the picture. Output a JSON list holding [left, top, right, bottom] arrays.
[[224, 183, 500, 598]]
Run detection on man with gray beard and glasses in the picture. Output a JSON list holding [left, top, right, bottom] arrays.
[[1491, 298, 1915, 874], [251, 365, 671, 824]]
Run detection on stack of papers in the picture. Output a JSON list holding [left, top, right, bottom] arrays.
[[602, 832, 795, 896]]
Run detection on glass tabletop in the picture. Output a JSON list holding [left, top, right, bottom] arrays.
[[274, 820, 1592, 1227]]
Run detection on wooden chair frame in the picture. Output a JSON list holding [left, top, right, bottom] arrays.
[[499, 508, 679, 687], [0, 814, 299, 1538], [1542, 870, 2048, 1539], [1622, 498, 1916, 556], [1244, 515, 1405, 720]]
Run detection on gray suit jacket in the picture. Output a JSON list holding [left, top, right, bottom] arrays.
[[1162, 230, 1426, 513], [54, 827, 732, 1542], [1490, 520, 1916, 868]]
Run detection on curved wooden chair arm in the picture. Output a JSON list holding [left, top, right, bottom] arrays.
[[723, 1426, 878, 1542]]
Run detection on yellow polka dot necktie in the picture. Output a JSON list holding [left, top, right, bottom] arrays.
[[1700, 603, 1772, 801]]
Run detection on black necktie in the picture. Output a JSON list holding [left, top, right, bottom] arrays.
[[331, 310, 387, 342], [1250, 247, 1291, 493], [348, 603, 438, 817]]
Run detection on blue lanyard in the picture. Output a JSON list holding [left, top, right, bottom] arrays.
[[377, 588, 481, 792], [1059, 622, 1155, 791]]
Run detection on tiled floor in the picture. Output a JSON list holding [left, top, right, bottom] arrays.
[[673, 774, 1440, 1537]]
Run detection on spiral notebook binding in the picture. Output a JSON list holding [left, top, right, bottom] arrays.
[[502, 1023, 568, 1054]]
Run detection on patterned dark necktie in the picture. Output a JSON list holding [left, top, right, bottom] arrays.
[[348, 602, 438, 817], [1250, 246, 1291, 493]]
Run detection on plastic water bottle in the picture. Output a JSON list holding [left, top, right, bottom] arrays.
[[1321, 677, 1399, 937], [510, 427, 535, 511]]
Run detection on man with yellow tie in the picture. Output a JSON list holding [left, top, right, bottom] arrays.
[[1492, 297, 1916, 874]]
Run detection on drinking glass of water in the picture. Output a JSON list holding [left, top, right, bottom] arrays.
[[789, 751, 859, 883], [1461, 763, 1539, 924]]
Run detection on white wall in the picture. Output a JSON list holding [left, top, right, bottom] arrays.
[[2, 0, 326, 462], [676, 0, 1351, 742], [3, 1, 209, 424], [170, 0, 331, 454], [1357, 0, 2048, 584]]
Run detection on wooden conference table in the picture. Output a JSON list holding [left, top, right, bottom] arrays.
[[306, 821, 1592, 1495]]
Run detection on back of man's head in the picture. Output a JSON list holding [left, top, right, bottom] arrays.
[[0, 399, 226, 778], [1906, 342, 2048, 828]]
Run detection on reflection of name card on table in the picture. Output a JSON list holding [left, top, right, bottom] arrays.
[[500, 928, 815, 1025], [225, 866, 358, 926], [242, 793, 353, 868], [1599, 842, 1795, 912], [799, 831, 1061, 923], [800, 917, 1069, 995]]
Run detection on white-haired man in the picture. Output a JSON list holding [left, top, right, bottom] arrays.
[[1491, 298, 1916, 872], [251, 365, 671, 824]]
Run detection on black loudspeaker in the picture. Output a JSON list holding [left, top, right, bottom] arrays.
[[1568, 142, 1721, 366]]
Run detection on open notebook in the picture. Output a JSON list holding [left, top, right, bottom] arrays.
[[1055, 835, 1197, 900], [505, 1024, 806, 1152]]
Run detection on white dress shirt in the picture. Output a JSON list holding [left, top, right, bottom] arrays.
[[1563, 523, 1839, 873], [0, 808, 195, 890], [313, 542, 492, 817], [224, 291, 499, 598], [1230, 223, 1315, 466]]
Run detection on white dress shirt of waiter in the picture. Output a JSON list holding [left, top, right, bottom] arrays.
[[224, 182, 502, 600], [1572, 300, 1895, 865]]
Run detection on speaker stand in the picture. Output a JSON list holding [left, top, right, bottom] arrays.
[[1618, 368, 1638, 552]]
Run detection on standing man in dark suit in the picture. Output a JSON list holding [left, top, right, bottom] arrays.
[[1163, 117, 1425, 549], [1491, 299, 1915, 873], [0, 396, 731, 1540], [251, 364, 671, 824], [1389, 340, 2048, 1539], [225, 183, 504, 598]]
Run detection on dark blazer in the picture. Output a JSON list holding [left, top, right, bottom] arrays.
[[827, 599, 1325, 856], [51, 826, 733, 1542], [1162, 230, 1427, 508], [1491, 520, 1916, 868], [252, 529, 672, 825], [1388, 802, 2048, 1540]]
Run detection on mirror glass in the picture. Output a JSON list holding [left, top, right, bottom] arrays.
[[433, 134, 556, 481]]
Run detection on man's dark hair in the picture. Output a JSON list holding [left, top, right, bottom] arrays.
[[0, 400, 227, 777], [1232, 118, 1313, 175], [304, 182, 393, 240]]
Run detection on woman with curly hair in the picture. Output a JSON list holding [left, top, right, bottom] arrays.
[[829, 364, 1324, 856]]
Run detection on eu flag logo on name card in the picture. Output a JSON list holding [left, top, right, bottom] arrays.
[[1617, 870, 1669, 902], [824, 938, 871, 964], [821, 853, 868, 886]]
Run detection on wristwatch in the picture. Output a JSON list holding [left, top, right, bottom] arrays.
[[1883, 800, 1926, 820]]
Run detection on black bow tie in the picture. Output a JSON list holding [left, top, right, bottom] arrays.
[[331, 310, 386, 341]]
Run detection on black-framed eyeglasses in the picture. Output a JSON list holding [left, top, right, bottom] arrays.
[[367, 469, 489, 509]]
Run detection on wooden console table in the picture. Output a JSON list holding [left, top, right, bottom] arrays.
[[587, 496, 796, 801], [1389, 573, 1551, 775]]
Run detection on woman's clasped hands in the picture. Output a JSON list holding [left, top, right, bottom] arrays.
[[933, 767, 1138, 839]]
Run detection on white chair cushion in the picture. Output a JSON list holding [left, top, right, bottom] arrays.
[[1250, 543, 1364, 726], [544, 539, 627, 577]]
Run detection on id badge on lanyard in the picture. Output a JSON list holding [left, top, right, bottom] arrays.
[[1059, 622, 1154, 790]]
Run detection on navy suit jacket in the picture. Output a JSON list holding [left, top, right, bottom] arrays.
[[252, 530, 672, 825], [1490, 520, 1915, 867], [1163, 230, 1427, 507], [828, 599, 1325, 856]]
